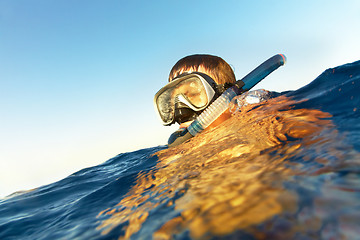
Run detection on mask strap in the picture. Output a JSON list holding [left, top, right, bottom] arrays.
[[216, 82, 239, 94]]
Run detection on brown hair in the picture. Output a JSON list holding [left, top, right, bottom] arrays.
[[168, 54, 236, 85]]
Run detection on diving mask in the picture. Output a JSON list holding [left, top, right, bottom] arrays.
[[154, 72, 224, 126]]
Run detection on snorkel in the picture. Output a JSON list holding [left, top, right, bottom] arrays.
[[168, 54, 287, 147]]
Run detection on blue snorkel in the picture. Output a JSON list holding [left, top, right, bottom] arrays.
[[168, 54, 287, 147]]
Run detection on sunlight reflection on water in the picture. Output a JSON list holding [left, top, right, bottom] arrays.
[[97, 95, 359, 239]]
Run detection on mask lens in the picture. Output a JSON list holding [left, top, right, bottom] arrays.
[[156, 89, 175, 125], [174, 77, 208, 108], [154, 73, 216, 125]]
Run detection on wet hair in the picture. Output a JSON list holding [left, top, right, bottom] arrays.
[[168, 54, 236, 85]]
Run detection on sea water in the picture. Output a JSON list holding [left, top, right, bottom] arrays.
[[1, 60, 360, 240]]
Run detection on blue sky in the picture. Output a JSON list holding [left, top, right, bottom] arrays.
[[1, 0, 359, 197]]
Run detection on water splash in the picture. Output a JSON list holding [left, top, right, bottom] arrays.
[[229, 89, 271, 114]]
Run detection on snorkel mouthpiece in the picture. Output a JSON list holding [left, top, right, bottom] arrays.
[[174, 107, 199, 124], [168, 54, 287, 148]]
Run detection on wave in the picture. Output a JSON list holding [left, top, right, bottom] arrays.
[[1, 60, 360, 240]]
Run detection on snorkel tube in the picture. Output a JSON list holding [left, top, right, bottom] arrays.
[[168, 54, 287, 148]]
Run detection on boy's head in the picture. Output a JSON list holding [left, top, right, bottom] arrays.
[[168, 54, 236, 85], [154, 54, 236, 126]]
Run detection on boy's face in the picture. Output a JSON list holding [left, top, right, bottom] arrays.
[[166, 65, 220, 128], [171, 80, 208, 108]]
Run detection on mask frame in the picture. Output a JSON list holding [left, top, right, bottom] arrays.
[[154, 72, 221, 126]]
